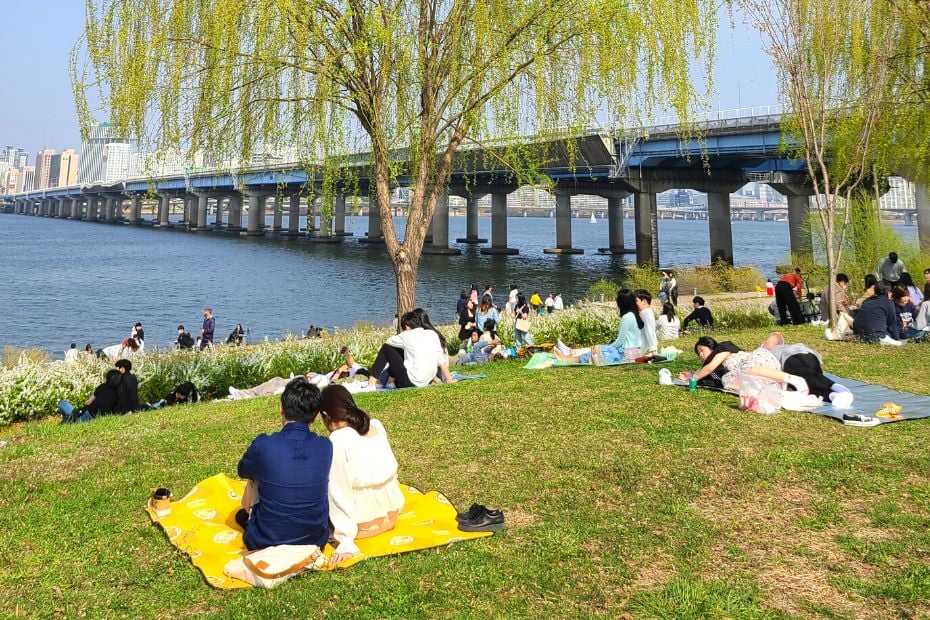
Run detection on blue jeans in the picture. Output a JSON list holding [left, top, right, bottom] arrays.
[[59, 400, 92, 423]]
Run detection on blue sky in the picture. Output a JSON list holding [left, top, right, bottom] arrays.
[[0, 2, 778, 158]]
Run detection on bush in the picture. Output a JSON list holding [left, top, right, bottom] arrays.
[[675, 262, 767, 295], [621, 264, 662, 295], [2, 346, 50, 369], [586, 278, 620, 302]]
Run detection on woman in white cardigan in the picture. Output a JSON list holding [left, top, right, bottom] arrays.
[[321, 384, 405, 567]]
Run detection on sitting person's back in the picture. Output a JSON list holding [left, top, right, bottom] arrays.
[[321, 385, 404, 565], [853, 284, 900, 342], [87, 370, 122, 415], [237, 378, 332, 550], [115, 359, 140, 413], [682, 297, 714, 330]]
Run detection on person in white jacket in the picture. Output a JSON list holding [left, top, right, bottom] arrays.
[[321, 384, 405, 567], [634, 290, 658, 354], [366, 310, 455, 389]]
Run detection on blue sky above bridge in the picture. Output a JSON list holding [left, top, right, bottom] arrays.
[[0, 2, 779, 157]]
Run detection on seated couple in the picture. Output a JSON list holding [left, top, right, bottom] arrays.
[[362, 308, 455, 390], [454, 321, 504, 366], [229, 348, 369, 399], [554, 289, 656, 364], [59, 359, 140, 422], [231, 378, 404, 576], [682, 332, 851, 407]]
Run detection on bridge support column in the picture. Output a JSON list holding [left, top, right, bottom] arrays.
[[195, 193, 209, 231], [707, 192, 734, 264], [787, 195, 812, 257], [634, 191, 659, 265], [286, 194, 301, 235], [246, 193, 265, 236], [599, 194, 627, 254], [424, 192, 460, 255], [481, 192, 518, 255], [130, 195, 142, 224], [360, 196, 383, 243], [156, 194, 171, 227], [545, 191, 583, 254], [85, 197, 98, 222], [214, 197, 225, 228], [457, 194, 487, 244], [271, 196, 283, 232], [226, 195, 243, 231], [59, 198, 68, 219], [333, 194, 350, 236], [916, 183, 930, 253]]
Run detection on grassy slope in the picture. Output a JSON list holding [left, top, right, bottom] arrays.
[[1, 326, 929, 619]]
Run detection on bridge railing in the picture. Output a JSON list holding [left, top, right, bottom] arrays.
[[620, 105, 785, 136]]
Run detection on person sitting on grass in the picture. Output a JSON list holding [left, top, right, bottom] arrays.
[[229, 348, 368, 399], [852, 283, 904, 345], [853, 274, 878, 310], [898, 272, 924, 307], [656, 302, 680, 340], [114, 359, 140, 413], [823, 273, 856, 341], [679, 336, 810, 394], [892, 286, 922, 339], [234, 377, 332, 551], [682, 296, 714, 331], [553, 289, 643, 364], [58, 369, 122, 423], [635, 290, 658, 354], [475, 295, 500, 334], [454, 326, 503, 366], [457, 297, 478, 345], [320, 385, 405, 567], [365, 311, 455, 390], [150, 382, 199, 409]]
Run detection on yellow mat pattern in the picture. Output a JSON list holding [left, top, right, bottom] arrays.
[[145, 473, 493, 589]]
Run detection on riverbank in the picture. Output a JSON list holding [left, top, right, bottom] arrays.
[[1, 323, 928, 617]]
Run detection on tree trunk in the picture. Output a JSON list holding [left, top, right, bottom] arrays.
[[392, 247, 420, 326]]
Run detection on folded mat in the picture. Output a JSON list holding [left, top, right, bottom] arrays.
[[342, 372, 486, 394], [523, 351, 668, 370], [671, 374, 930, 426], [146, 473, 492, 589]]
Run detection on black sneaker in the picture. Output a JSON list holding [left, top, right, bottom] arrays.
[[458, 507, 505, 532], [456, 503, 483, 523]]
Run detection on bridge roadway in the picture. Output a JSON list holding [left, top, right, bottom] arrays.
[[3, 109, 929, 264]]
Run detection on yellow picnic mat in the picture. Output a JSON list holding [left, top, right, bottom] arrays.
[[145, 473, 493, 589]]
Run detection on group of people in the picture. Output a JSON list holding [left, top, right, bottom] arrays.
[[824, 256, 930, 344], [58, 359, 140, 422]]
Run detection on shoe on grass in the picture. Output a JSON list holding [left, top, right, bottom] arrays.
[[457, 506, 505, 532], [456, 503, 483, 523], [842, 413, 881, 427]]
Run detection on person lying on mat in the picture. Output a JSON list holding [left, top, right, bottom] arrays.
[[235, 377, 332, 551], [229, 348, 369, 399], [760, 332, 851, 402], [680, 336, 810, 394], [554, 289, 643, 364], [366, 310, 455, 390], [320, 385, 405, 567]]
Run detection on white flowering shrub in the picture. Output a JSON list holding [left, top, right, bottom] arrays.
[[0, 309, 617, 426]]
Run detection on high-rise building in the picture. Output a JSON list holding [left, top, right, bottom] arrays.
[[79, 121, 134, 184], [18, 166, 35, 193], [48, 149, 79, 188], [879, 176, 915, 211], [2, 146, 28, 169], [33, 148, 56, 190], [5, 167, 19, 194]]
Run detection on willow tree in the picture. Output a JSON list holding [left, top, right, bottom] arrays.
[[740, 0, 921, 326], [76, 0, 716, 317]]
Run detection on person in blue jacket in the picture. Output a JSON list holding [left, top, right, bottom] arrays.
[[852, 283, 904, 345], [235, 377, 333, 550]]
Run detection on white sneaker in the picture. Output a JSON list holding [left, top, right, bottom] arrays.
[[823, 328, 836, 341], [555, 339, 571, 356], [842, 413, 880, 427], [879, 335, 905, 346], [228, 386, 241, 399]]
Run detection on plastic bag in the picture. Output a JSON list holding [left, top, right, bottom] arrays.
[[738, 376, 781, 415]]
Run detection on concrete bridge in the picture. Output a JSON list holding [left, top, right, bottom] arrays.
[[3, 107, 928, 264]]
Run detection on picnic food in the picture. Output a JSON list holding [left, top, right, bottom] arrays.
[[876, 402, 903, 418]]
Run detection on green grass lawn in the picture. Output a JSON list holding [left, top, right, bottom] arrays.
[[2, 325, 929, 619]]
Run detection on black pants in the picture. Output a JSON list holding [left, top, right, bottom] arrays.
[[783, 353, 834, 399], [775, 281, 804, 325], [370, 344, 413, 388]]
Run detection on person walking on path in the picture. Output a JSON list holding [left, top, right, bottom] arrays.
[[200, 307, 215, 350], [876, 252, 907, 286], [775, 268, 805, 326]]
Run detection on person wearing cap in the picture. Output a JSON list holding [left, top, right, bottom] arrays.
[[200, 308, 215, 350]]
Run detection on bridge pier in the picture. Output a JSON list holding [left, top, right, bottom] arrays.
[[787, 196, 812, 257], [85, 197, 98, 222], [270, 195, 283, 233], [634, 191, 659, 265], [226, 194, 243, 231], [481, 192, 519, 255], [194, 193, 210, 231], [707, 192, 734, 264], [286, 194, 301, 235], [545, 191, 583, 254], [917, 183, 930, 253], [360, 194, 384, 243], [424, 192, 460, 255], [245, 193, 266, 236], [456, 194, 488, 244], [333, 194, 350, 236], [213, 197, 225, 228], [60, 198, 70, 219], [155, 194, 172, 227], [596, 193, 628, 254]]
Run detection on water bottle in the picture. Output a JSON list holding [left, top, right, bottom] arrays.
[[688, 371, 698, 392]]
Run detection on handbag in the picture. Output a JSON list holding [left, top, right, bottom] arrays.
[[224, 544, 326, 588], [515, 318, 530, 332]]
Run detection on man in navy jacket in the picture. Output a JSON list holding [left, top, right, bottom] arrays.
[[852, 283, 903, 344], [237, 377, 333, 550]]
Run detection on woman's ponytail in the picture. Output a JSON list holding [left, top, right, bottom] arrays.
[[321, 384, 371, 435]]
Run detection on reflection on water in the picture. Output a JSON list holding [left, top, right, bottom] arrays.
[[0, 213, 916, 353]]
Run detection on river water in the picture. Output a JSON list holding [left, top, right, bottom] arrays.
[[0, 213, 917, 354]]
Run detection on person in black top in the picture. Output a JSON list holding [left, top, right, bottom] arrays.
[[176, 325, 195, 349], [458, 297, 478, 343], [115, 359, 140, 413], [682, 296, 714, 331], [679, 336, 741, 389], [132, 322, 145, 344], [456, 291, 468, 316], [151, 382, 199, 409], [59, 369, 122, 423], [227, 323, 245, 345]]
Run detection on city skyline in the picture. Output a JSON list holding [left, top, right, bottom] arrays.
[[0, 3, 780, 158]]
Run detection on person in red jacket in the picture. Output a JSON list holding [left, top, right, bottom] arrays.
[[774, 268, 805, 325]]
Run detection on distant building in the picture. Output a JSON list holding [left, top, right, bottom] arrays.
[[879, 176, 915, 211], [79, 121, 135, 184], [48, 149, 79, 188], [33, 148, 56, 190], [2, 146, 28, 169], [17, 166, 35, 193]]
